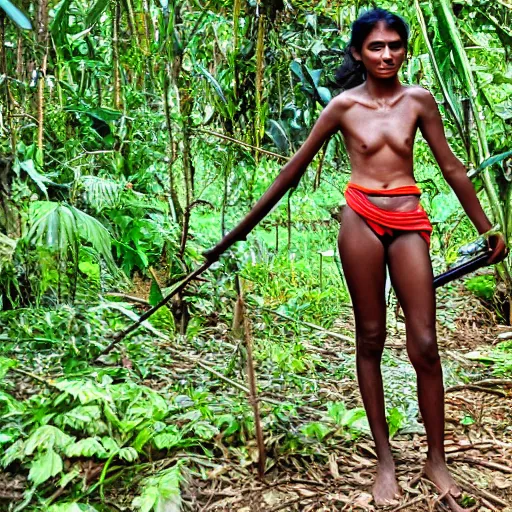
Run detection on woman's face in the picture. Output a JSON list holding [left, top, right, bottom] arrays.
[[352, 21, 406, 79]]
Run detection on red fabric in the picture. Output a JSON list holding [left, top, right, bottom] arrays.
[[345, 182, 433, 246]]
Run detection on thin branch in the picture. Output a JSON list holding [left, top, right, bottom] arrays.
[[196, 129, 289, 162]]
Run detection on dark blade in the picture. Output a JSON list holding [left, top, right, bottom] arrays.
[[433, 251, 491, 289]]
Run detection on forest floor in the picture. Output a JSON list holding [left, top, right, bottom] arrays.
[[2, 278, 511, 512], [173, 284, 512, 512]]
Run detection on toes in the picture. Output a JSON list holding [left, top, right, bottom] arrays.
[[449, 484, 462, 498]]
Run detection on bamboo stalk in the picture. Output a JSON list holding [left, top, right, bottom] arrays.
[[112, 0, 122, 110], [36, 0, 49, 153], [237, 276, 266, 479], [254, 9, 265, 166]]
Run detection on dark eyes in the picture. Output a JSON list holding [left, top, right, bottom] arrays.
[[369, 43, 403, 50]]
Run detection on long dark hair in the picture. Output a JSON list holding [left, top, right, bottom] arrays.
[[335, 8, 409, 90]]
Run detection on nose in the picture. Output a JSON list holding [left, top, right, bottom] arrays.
[[382, 46, 392, 60]]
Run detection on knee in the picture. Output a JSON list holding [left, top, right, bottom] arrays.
[[356, 324, 386, 358], [407, 334, 440, 370]]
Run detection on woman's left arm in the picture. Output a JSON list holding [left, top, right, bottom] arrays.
[[417, 88, 507, 263]]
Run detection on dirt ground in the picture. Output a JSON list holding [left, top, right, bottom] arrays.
[[183, 286, 512, 512]]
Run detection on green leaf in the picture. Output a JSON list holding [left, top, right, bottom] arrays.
[[2, 439, 25, 467], [49, 504, 100, 512], [28, 449, 63, 486], [267, 120, 290, 154], [196, 65, 228, 105], [468, 150, 512, 179], [20, 160, 54, 199], [50, 0, 73, 36], [24, 426, 74, 456], [192, 421, 219, 440], [0, 0, 32, 29], [387, 407, 405, 437], [66, 438, 107, 458], [26, 202, 118, 274], [149, 279, 164, 306], [133, 464, 183, 512], [301, 422, 330, 441], [429, 192, 459, 223], [86, 0, 109, 27], [0, 356, 17, 379], [119, 447, 138, 462], [460, 415, 475, 426]]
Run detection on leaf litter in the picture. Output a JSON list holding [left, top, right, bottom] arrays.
[[0, 283, 511, 512]]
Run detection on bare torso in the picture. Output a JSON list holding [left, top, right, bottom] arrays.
[[337, 84, 425, 211]]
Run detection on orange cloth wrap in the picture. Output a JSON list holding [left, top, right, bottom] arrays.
[[345, 182, 433, 246]]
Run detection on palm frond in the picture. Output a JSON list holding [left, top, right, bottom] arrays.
[[26, 202, 117, 273], [79, 176, 123, 212]]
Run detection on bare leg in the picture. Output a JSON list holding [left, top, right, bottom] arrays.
[[387, 233, 460, 497], [338, 208, 401, 505]]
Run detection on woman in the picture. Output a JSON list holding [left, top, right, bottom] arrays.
[[204, 8, 508, 508]]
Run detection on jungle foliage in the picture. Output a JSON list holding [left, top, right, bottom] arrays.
[[0, 0, 511, 510]]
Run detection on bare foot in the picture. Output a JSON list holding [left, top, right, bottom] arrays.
[[424, 458, 461, 498], [373, 462, 401, 506]]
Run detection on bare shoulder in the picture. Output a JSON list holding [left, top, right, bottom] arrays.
[[329, 87, 363, 112], [405, 85, 437, 108]]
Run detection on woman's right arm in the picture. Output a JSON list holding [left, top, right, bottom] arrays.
[[203, 96, 345, 262]]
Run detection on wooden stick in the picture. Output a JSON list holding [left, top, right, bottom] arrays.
[[445, 384, 506, 397], [452, 472, 509, 508], [97, 262, 210, 358], [105, 292, 150, 306], [197, 128, 288, 162], [450, 456, 512, 474], [238, 276, 266, 479], [261, 307, 355, 344], [390, 495, 428, 512]]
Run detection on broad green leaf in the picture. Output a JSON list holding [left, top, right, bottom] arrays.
[[28, 449, 63, 486], [267, 120, 290, 154], [54, 380, 111, 405], [25, 426, 74, 455], [430, 192, 459, 223], [0, 356, 17, 379], [79, 176, 123, 212], [317, 86, 332, 105], [149, 279, 164, 306], [20, 160, 53, 199], [0, 433, 13, 444], [86, 0, 109, 27], [301, 421, 330, 441], [50, 0, 73, 35], [192, 421, 219, 440], [0, 0, 32, 29], [2, 439, 25, 467], [133, 465, 182, 512], [26, 202, 117, 273]]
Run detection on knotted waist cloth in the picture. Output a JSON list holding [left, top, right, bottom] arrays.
[[344, 182, 433, 247]]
